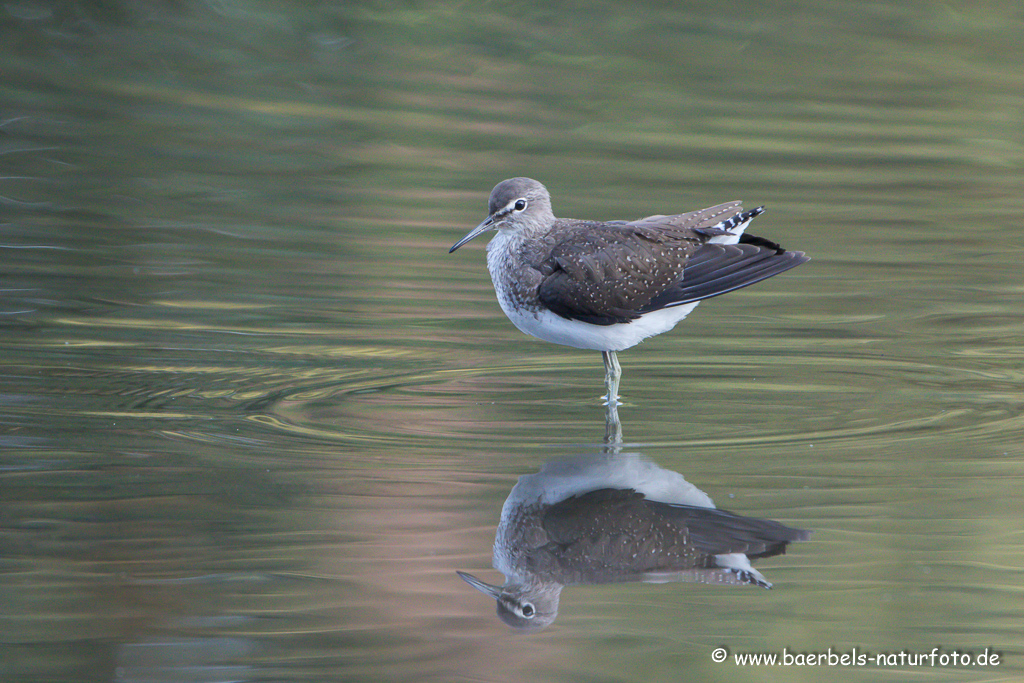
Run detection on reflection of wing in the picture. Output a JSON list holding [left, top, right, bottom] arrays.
[[654, 498, 812, 559], [536, 206, 807, 326], [533, 488, 809, 584]]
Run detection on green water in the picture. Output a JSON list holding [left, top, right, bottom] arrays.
[[2, 2, 1022, 681]]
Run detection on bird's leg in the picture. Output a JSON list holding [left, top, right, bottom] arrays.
[[604, 398, 622, 446], [601, 350, 622, 407]]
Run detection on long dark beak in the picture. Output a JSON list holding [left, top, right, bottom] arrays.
[[449, 215, 495, 253], [456, 571, 502, 599]]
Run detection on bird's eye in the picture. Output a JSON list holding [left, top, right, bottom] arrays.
[[521, 603, 535, 618], [513, 199, 527, 211]]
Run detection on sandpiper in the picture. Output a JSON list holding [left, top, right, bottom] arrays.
[[450, 178, 809, 403], [457, 452, 810, 630]]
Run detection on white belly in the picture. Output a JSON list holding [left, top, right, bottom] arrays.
[[496, 298, 700, 352]]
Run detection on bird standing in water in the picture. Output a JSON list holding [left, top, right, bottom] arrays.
[[449, 178, 808, 404]]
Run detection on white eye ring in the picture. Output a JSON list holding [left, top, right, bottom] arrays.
[[513, 199, 527, 212]]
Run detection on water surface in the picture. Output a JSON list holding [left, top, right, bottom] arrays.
[[2, 2, 1022, 681]]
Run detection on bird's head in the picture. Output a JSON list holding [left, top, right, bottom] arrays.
[[456, 570, 561, 631], [449, 177, 554, 253]]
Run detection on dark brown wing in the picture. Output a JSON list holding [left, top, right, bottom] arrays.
[[536, 223, 704, 325], [536, 204, 808, 326], [643, 235, 809, 312]]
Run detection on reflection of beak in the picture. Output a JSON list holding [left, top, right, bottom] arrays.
[[449, 215, 496, 253], [456, 571, 502, 600]]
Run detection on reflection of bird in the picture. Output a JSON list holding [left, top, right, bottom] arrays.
[[449, 178, 808, 403], [458, 453, 810, 630]]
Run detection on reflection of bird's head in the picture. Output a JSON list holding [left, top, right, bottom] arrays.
[[457, 571, 562, 631]]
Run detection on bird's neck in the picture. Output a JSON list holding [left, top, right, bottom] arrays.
[[484, 229, 550, 312]]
